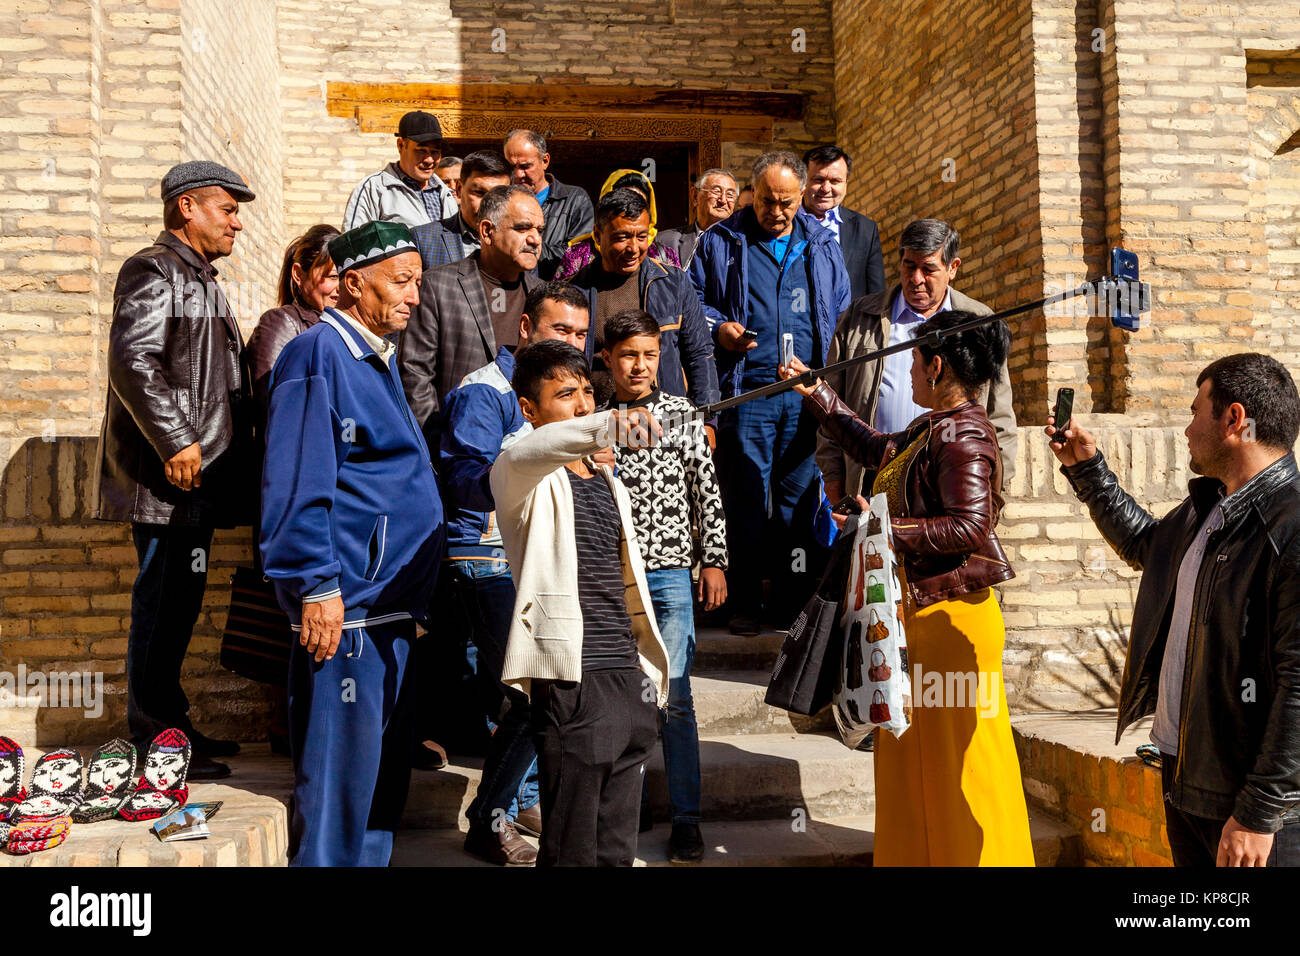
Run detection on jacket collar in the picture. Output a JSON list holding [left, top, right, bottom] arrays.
[[321, 308, 394, 364], [711, 206, 835, 248], [1189, 452, 1298, 524], [155, 231, 217, 279]]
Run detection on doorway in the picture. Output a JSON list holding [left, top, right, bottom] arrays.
[[444, 138, 695, 230]]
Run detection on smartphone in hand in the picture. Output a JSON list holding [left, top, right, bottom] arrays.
[[831, 494, 864, 516], [781, 332, 794, 369], [1051, 387, 1075, 443]]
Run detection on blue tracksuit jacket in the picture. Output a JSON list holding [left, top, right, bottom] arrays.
[[260, 309, 445, 628]]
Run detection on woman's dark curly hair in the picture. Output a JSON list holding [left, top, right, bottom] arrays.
[[913, 309, 1010, 393]]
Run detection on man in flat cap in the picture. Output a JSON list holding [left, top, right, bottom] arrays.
[[261, 221, 446, 866], [95, 160, 257, 781], [344, 110, 458, 231]]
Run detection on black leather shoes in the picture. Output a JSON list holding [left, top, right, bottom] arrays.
[[187, 753, 232, 780], [187, 729, 241, 758], [669, 823, 705, 864]]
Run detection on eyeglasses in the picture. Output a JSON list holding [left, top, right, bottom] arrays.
[[703, 185, 738, 201]]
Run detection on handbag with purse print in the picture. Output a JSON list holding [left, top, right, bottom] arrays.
[[869, 689, 891, 724], [867, 647, 891, 682], [866, 607, 889, 644]]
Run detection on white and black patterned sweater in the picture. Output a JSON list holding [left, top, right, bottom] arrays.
[[608, 390, 729, 573]]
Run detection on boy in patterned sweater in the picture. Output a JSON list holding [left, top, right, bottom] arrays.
[[601, 309, 728, 863]]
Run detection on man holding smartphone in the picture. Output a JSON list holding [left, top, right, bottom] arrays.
[[689, 151, 851, 636], [1048, 353, 1300, 866]]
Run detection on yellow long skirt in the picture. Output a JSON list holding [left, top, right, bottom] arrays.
[[872, 585, 1035, 866]]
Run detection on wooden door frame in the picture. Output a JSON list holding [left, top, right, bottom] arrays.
[[326, 82, 806, 175]]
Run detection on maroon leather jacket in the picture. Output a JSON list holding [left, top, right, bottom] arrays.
[[805, 381, 1014, 608], [245, 302, 320, 440]]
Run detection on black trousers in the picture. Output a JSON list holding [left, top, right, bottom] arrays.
[[1161, 757, 1300, 866], [532, 668, 659, 867]]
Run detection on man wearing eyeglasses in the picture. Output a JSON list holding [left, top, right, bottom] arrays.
[[344, 111, 458, 230], [689, 151, 851, 636], [658, 168, 738, 267]]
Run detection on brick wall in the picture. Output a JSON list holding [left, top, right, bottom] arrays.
[[831, 0, 1044, 415], [278, 0, 838, 237], [180, 0, 285, 314], [1014, 714, 1172, 866]]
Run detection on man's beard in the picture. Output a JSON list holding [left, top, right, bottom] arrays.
[[1188, 441, 1228, 479]]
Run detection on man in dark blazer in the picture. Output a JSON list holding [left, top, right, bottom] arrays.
[[801, 145, 885, 301], [399, 184, 543, 451], [410, 150, 511, 270]]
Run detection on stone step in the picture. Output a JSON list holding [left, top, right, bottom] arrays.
[[399, 731, 875, 827], [691, 669, 833, 736], [693, 627, 785, 670], [390, 808, 1081, 867]]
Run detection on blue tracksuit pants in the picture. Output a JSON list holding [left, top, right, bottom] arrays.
[[288, 617, 415, 866], [717, 388, 825, 620]]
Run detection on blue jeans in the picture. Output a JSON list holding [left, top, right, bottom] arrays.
[[126, 523, 213, 748], [448, 559, 540, 827], [646, 567, 701, 825], [717, 389, 825, 622]]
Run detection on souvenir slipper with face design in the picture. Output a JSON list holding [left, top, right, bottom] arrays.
[[6, 813, 71, 854], [9, 748, 83, 822], [71, 738, 138, 824], [0, 737, 24, 822], [118, 729, 191, 822]]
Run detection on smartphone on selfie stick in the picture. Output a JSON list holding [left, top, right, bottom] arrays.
[[1051, 387, 1074, 444]]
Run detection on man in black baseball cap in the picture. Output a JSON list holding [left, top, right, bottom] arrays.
[[344, 110, 458, 230]]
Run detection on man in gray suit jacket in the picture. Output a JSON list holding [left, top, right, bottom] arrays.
[[399, 184, 544, 450], [815, 218, 1018, 502]]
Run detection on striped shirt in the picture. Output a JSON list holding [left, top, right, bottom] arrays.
[[566, 469, 638, 671]]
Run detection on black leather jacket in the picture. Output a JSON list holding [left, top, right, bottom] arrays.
[[1064, 450, 1300, 832], [538, 174, 595, 280], [94, 232, 252, 527]]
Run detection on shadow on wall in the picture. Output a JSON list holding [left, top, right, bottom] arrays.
[[1014, 602, 1127, 713], [0, 435, 270, 747]]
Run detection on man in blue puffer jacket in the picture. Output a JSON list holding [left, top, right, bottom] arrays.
[[689, 151, 851, 635], [261, 221, 446, 866]]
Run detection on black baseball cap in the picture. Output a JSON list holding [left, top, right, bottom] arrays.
[[397, 111, 443, 144]]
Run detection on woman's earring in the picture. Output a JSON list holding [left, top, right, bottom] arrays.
[[926, 378, 936, 389]]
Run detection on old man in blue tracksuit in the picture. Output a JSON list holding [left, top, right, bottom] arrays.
[[690, 150, 851, 636], [261, 221, 445, 866]]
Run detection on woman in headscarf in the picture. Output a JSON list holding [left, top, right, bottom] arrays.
[[553, 168, 682, 280]]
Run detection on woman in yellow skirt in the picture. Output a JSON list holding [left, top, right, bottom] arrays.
[[782, 310, 1034, 866]]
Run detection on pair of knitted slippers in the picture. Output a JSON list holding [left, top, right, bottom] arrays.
[[118, 728, 192, 822], [2, 740, 83, 854]]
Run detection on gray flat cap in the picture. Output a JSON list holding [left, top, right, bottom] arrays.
[[161, 160, 255, 203]]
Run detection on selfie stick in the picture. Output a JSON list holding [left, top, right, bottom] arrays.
[[698, 248, 1150, 418]]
